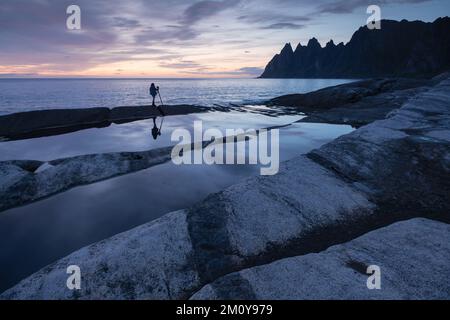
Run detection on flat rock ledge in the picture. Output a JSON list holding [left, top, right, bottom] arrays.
[[269, 77, 441, 127], [0, 105, 209, 141], [1, 77, 449, 300], [191, 218, 450, 300]]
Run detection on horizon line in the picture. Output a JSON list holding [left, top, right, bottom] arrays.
[[0, 77, 259, 80]]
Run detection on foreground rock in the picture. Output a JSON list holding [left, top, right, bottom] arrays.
[[1, 210, 197, 300], [1, 77, 449, 300], [0, 153, 375, 299], [0, 139, 215, 213], [192, 218, 450, 300], [269, 77, 437, 127], [0, 147, 173, 213], [0, 105, 209, 141]]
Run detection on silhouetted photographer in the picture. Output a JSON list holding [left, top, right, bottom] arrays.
[[149, 83, 165, 116]]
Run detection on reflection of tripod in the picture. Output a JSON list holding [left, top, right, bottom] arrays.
[[156, 88, 165, 116], [151, 117, 164, 140]]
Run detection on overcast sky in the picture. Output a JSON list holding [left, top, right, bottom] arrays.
[[0, 0, 448, 78]]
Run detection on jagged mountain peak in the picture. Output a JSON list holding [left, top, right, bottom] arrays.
[[260, 17, 450, 79], [325, 40, 335, 48], [295, 42, 304, 52], [307, 37, 321, 49], [281, 43, 293, 53]]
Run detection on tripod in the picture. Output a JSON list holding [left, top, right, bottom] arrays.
[[157, 89, 166, 116]]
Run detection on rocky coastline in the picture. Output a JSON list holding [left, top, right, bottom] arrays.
[[1, 75, 449, 300]]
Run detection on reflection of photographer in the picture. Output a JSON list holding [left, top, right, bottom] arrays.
[[151, 117, 163, 141]]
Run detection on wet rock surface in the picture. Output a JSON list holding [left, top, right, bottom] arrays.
[[1, 77, 449, 300]]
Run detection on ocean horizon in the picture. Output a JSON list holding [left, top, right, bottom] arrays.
[[0, 78, 354, 115]]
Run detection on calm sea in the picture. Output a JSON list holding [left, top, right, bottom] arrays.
[[0, 78, 354, 115]]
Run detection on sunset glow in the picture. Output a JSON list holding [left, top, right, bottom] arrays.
[[0, 0, 448, 78]]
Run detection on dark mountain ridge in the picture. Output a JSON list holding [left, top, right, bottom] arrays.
[[260, 17, 450, 79]]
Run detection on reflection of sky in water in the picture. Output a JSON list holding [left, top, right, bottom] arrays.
[[0, 111, 303, 161], [0, 112, 353, 293]]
